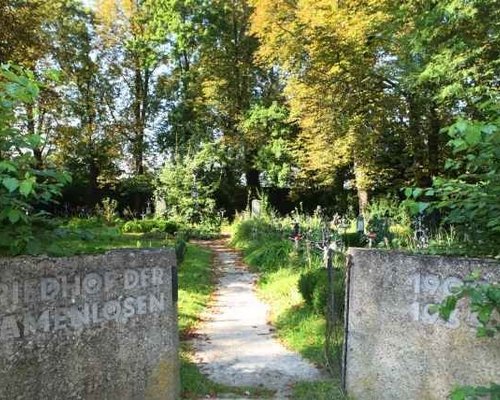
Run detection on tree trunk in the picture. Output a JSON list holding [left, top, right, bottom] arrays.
[[357, 187, 369, 217], [428, 105, 441, 181], [353, 161, 369, 216], [88, 160, 100, 207], [245, 168, 260, 197], [26, 104, 43, 168], [133, 63, 145, 175], [408, 95, 426, 186]]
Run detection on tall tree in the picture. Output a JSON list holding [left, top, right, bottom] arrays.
[[0, 0, 58, 66], [251, 0, 399, 213], [50, 1, 122, 204], [97, 0, 167, 175]]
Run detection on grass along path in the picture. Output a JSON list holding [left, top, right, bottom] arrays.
[[192, 239, 324, 399], [256, 269, 346, 399], [178, 243, 274, 399], [229, 219, 347, 400]]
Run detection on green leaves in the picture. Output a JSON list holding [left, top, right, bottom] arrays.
[[26, 134, 43, 148], [7, 208, 23, 224], [464, 126, 482, 146], [0, 65, 71, 254], [450, 384, 500, 400], [19, 177, 35, 197], [2, 177, 19, 192], [438, 295, 458, 321], [425, 103, 500, 245], [435, 274, 500, 339], [0, 161, 17, 173]]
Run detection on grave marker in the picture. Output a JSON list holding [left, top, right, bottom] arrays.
[[251, 199, 261, 217]]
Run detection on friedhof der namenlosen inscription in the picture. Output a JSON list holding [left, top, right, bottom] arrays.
[[344, 249, 499, 400], [0, 249, 179, 400]]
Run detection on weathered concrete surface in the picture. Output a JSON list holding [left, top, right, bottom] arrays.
[[193, 240, 325, 399], [0, 249, 179, 400], [345, 249, 500, 400]]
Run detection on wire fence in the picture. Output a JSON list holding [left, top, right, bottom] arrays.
[[289, 212, 350, 389]]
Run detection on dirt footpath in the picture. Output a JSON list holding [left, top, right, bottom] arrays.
[[192, 239, 325, 399]]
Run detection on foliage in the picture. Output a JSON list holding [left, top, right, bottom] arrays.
[[298, 255, 345, 318], [298, 268, 322, 306], [292, 381, 346, 400], [95, 197, 119, 225], [8, 224, 173, 257], [432, 107, 499, 244], [449, 383, 500, 400], [65, 216, 105, 230], [243, 239, 293, 272], [404, 102, 500, 254], [3, 0, 500, 234], [157, 143, 224, 223], [435, 273, 500, 339], [364, 196, 413, 248], [175, 235, 187, 264], [117, 175, 155, 214], [0, 65, 71, 254], [121, 218, 179, 234], [240, 102, 296, 187]]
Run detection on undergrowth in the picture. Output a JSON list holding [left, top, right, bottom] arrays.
[[231, 215, 347, 399]]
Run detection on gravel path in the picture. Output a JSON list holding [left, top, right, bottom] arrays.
[[192, 239, 325, 399]]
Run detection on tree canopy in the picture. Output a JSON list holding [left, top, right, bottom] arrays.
[[1, 0, 498, 236]]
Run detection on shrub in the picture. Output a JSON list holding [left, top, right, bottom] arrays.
[[244, 239, 293, 272], [299, 254, 345, 317], [298, 267, 330, 315], [156, 143, 225, 223], [66, 217, 104, 229], [0, 66, 71, 254], [121, 218, 179, 234], [312, 272, 328, 315], [298, 269, 321, 306], [96, 197, 119, 225], [175, 235, 187, 263], [231, 218, 282, 250]]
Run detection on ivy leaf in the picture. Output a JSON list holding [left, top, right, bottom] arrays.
[[450, 388, 466, 400], [454, 119, 469, 133], [418, 202, 429, 213], [2, 177, 19, 192], [439, 295, 457, 321], [477, 306, 492, 325]]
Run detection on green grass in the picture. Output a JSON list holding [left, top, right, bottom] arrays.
[[12, 225, 174, 257], [257, 268, 345, 399], [231, 217, 346, 399], [178, 244, 214, 335], [292, 380, 347, 400]]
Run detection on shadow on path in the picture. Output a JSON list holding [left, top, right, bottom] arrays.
[[190, 239, 326, 399]]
